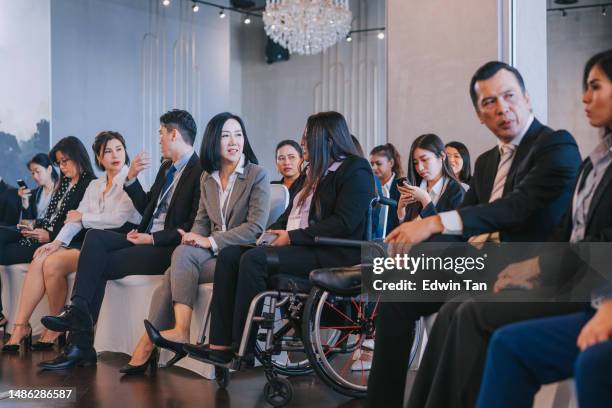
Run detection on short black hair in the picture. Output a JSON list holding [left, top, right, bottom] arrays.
[[275, 139, 303, 158], [92, 130, 130, 171], [159, 109, 197, 145], [469, 61, 526, 110], [199, 112, 258, 174], [28, 153, 59, 183], [49, 136, 96, 178]]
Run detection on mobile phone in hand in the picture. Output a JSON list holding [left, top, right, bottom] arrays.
[[396, 177, 410, 187], [16, 179, 28, 189], [256, 232, 279, 246]]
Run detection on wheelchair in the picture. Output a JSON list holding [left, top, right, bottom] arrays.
[[195, 196, 423, 406]]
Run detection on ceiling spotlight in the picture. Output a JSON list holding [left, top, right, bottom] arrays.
[[561, 9, 567, 17], [603, 7, 607, 16], [346, 34, 352, 42], [244, 17, 251, 24], [377, 31, 385, 40], [162, 0, 170, 6], [219, 9, 226, 18], [192, 3, 199, 12]]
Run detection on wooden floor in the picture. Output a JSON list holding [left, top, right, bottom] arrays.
[[0, 345, 364, 408]]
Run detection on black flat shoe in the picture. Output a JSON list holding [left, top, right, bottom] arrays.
[[119, 348, 159, 375], [38, 343, 97, 370], [41, 306, 93, 333], [143, 320, 186, 367], [2, 323, 32, 353], [183, 343, 234, 365], [0, 313, 8, 341], [32, 333, 67, 351]]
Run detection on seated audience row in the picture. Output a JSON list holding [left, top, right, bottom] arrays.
[[0, 48, 609, 408]]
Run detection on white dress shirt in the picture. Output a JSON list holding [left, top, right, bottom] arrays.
[[439, 115, 534, 235], [55, 166, 142, 245], [208, 154, 246, 254]]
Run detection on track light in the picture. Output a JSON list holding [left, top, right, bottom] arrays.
[[244, 16, 251, 24], [603, 7, 607, 16], [377, 31, 385, 40], [219, 9, 226, 18], [162, 0, 170, 6], [346, 34, 352, 42], [561, 9, 567, 17], [192, 3, 199, 12]]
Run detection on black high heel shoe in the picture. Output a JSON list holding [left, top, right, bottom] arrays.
[[32, 332, 67, 351], [0, 313, 7, 341], [2, 323, 32, 352], [143, 320, 186, 367], [119, 348, 159, 375]]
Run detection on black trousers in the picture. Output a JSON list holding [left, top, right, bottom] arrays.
[[0, 227, 41, 314], [209, 245, 322, 349], [69, 229, 175, 347], [406, 294, 584, 408]]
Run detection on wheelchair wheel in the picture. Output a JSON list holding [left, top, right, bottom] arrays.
[[215, 366, 230, 389], [264, 377, 293, 407], [254, 297, 313, 377], [302, 287, 377, 398]]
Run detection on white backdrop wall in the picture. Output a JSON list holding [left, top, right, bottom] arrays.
[[547, 8, 612, 158], [50, 0, 234, 185], [238, 0, 387, 177]]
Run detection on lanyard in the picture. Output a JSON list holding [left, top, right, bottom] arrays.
[[155, 164, 186, 210]]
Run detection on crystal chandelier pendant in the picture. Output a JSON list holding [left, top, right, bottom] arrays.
[[263, 0, 352, 56]]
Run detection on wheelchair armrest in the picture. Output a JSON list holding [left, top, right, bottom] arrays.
[[314, 237, 386, 258]]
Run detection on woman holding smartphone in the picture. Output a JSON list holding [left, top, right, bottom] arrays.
[[397, 134, 465, 223], [17, 153, 60, 223], [121, 113, 270, 373], [2, 131, 141, 352], [182, 111, 376, 365]]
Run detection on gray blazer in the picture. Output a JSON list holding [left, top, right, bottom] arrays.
[[191, 162, 270, 252]]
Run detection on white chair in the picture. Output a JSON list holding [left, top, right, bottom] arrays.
[[267, 184, 289, 228], [0, 264, 75, 336]]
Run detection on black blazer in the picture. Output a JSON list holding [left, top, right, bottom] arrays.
[[551, 158, 612, 243], [458, 119, 581, 242], [385, 178, 402, 234], [21, 186, 43, 220], [541, 158, 612, 293], [403, 177, 465, 222], [125, 152, 203, 247], [0, 180, 21, 225], [270, 156, 376, 266]]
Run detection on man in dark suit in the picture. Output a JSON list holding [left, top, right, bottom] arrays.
[[0, 177, 21, 225], [366, 61, 582, 407], [39, 109, 203, 369]]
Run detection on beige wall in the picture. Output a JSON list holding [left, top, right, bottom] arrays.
[[387, 0, 500, 164]]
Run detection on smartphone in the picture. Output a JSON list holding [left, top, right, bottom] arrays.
[[256, 232, 279, 246], [16, 179, 28, 189], [395, 177, 410, 187], [17, 223, 34, 231]]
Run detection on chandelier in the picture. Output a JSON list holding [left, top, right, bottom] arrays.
[[263, 0, 352, 56]]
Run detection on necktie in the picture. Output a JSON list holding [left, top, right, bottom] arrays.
[[469, 144, 516, 244], [145, 165, 177, 233], [489, 144, 516, 202]]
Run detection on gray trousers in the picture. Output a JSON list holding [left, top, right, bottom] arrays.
[[148, 244, 217, 330]]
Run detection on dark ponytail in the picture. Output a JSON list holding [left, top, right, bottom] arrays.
[[370, 143, 404, 177]]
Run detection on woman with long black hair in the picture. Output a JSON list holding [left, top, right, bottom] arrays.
[[18, 153, 60, 221], [184, 111, 376, 364], [397, 133, 465, 223]]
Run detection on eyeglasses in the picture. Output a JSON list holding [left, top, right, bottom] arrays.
[[57, 158, 73, 167]]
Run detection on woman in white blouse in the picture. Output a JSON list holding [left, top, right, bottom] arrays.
[[3, 131, 141, 351]]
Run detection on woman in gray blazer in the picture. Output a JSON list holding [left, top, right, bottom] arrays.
[[121, 112, 270, 374]]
